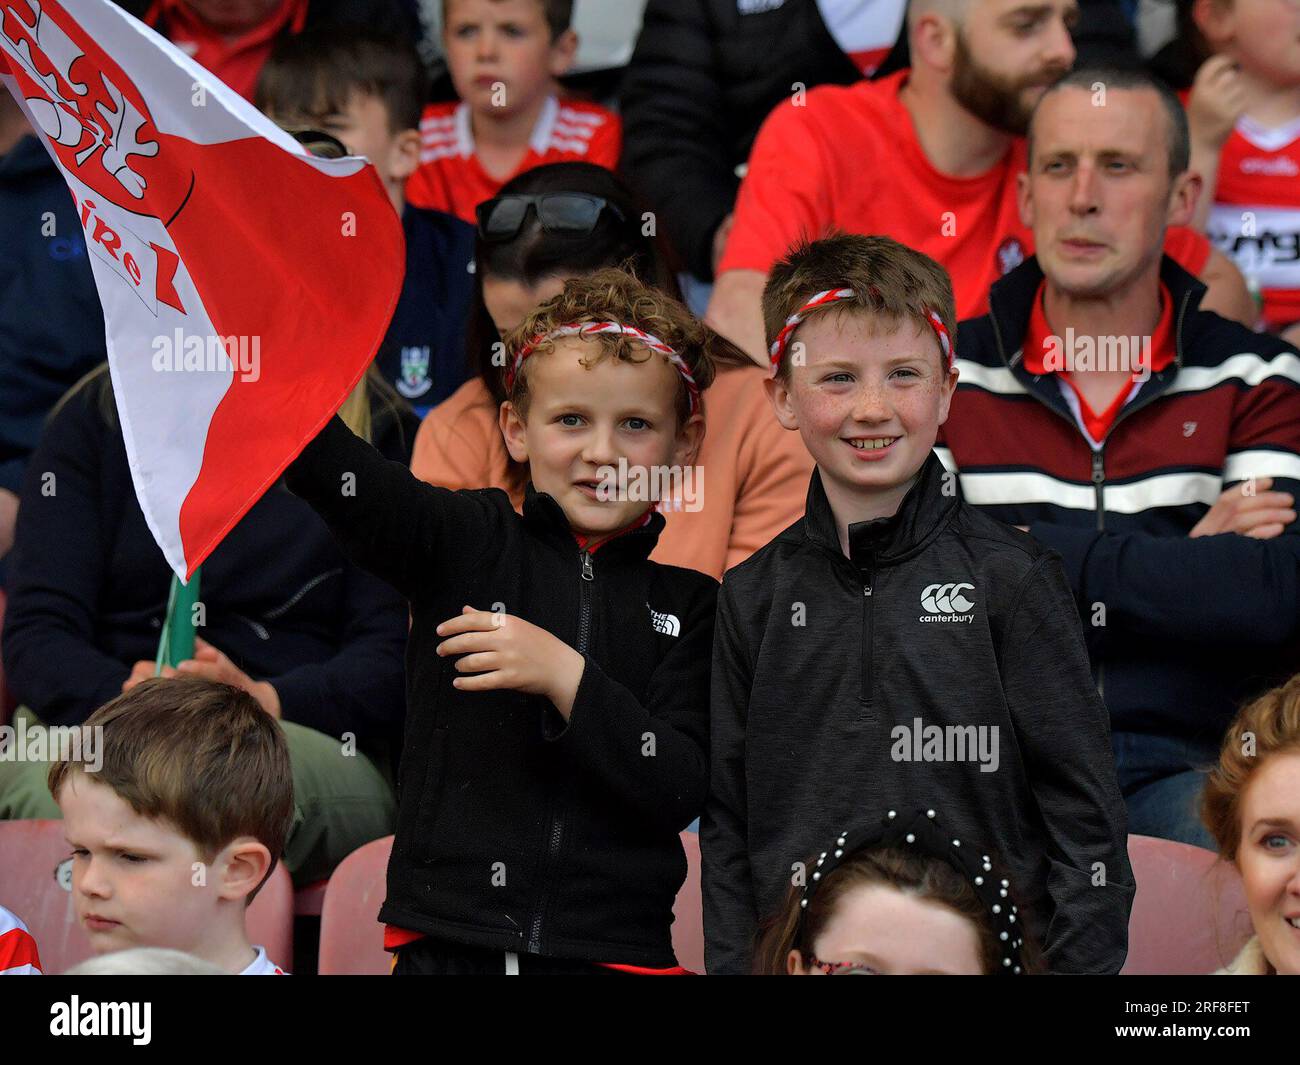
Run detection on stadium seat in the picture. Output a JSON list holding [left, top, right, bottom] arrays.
[[318, 831, 707, 975], [317, 835, 392, 975], [0, 819, 293, 973], [1121, 834, 1252, 975]]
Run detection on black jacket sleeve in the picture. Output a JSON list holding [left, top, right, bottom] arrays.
[[2, 385, 130, 726], [283, 414, 503, 602], [700, 576, 761, 974], [999, 554, 1135, 974], [1027, 523, 1300, 647], [266, 558, 408, 742], [548, 578, 716, 834], [620, 0, 736, 280]]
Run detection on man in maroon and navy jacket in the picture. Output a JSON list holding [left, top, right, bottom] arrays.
[[941, 66, 1300, 850]]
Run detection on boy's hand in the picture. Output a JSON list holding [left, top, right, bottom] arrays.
[[1187, 56, 1247, 149], [437, 605, 586, 719], [1190, 477, 1295, 539], [174, 637, 282, 718], [123, 660, 174, 690]]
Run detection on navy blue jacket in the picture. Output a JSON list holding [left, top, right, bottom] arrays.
[[373, 204, 476, 416], [0, 135, 106, 498], [2, 371, 414, 745]]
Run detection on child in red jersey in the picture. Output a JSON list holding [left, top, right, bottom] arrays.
[[1186, 0, 1300, 333], [407, 0, 620, 224]]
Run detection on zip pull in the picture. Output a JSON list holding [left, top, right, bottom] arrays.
[[581, 550, 594, 581], [1091, 451, 1105, 485]]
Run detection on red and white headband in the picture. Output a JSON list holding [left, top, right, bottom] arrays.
[[507, 321, 701, 416], [767, 288, 955, 377]]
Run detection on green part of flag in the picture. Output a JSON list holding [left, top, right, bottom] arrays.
[[155, 568, 202, 674]]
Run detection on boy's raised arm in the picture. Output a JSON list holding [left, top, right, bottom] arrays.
[[999, 554, 1136, 974], [700, 580, 761, 975], [285, 414, 501, 601]]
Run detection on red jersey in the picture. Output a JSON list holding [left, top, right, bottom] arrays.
[[145, 0, 307, 102], [0, 906, 41, 976], [721, 71, 1211, 320], [406, 96, 622, 225], [1207, 115, 1300, 329]]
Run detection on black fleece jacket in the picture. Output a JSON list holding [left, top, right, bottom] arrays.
[[702, 453, 1134, 975], [285, 416, 716, 967]]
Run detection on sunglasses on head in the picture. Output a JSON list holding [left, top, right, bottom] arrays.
[[476, 193, 626, 241]]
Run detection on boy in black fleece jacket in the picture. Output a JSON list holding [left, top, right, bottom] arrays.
[[286, 270, 720, 972], [702, 235, 1134, 975]]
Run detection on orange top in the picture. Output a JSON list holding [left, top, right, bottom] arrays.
[[411, 363, 814, 579]]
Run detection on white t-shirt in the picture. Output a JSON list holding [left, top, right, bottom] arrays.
[[239, 946, 288, 976], [815, 0, 907, 75]]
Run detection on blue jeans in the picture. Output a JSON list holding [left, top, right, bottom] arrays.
[[1111, 731, 1219, 851]]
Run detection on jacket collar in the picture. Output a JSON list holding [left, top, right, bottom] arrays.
[[803, 450, 958, 572], [983, 252, 1207, 417], [521, 482, 664, 563], [986, 253, 1206, 374]]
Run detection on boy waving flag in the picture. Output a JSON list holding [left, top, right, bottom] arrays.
[[0, 0, 404, 581]]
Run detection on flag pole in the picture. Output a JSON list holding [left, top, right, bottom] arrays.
[[154, 567, 202, 674]]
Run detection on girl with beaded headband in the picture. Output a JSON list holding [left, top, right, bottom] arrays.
[[753, 809, 1040, 975]]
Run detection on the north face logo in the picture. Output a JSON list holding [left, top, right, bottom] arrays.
[[920, 582, 975, 623], [648, 604, 680, 637]]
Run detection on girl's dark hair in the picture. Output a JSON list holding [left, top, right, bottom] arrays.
[[753, 845, 1043, 975]]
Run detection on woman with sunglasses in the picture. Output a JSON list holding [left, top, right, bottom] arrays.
[[410, 162, 811, 580]]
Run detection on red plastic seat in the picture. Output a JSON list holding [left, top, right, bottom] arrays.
[[0, 819, 293, 973], [1121, 834, 1252, 974], [317, 835, 393, 975], [318, 831, 707, 975]]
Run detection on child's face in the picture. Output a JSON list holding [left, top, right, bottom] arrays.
[[57, 773, 265, 961], [788, 882, 985, 975], [266, 91, 419, 214], [1235, 750, 1300, 975], [766, 312, 957, 512], [1202, 0, 1300, 86], [443, 0, 577, 119], [499, 337, 703, 539]]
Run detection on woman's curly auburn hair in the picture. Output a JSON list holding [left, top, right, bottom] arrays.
[[501, 268, 728, 423], [1203, 673, 1300, 863]]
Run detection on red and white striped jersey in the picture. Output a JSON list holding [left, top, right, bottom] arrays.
[[239, 946, 288, 975], [406, 96, 621, 225], [815, 0, 905, 76], [1208, 115, 1300, 330], [0, 906, 42, 975]]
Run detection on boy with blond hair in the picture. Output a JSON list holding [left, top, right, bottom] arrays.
[[406, 0, 620, 224], [286, 269, 724, 973], [702, 233, 1134, 975], [49, 677, 292, 975]]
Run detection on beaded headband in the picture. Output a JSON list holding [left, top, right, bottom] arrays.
[[505, 321, 701, 416], [797, 807, 1026, 974], [767, 288, 955, 378]]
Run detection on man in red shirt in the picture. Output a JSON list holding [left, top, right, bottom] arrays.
[[941, 67, 1300, 848], [707, 0, 1255, 362], [140, 0, 419, 102]]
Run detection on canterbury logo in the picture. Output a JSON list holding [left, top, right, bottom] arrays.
[[648, 604, 680, 637], [921, 583, 975, 615]]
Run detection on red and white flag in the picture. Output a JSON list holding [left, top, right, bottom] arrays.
[[0, 0, 404, 580]]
